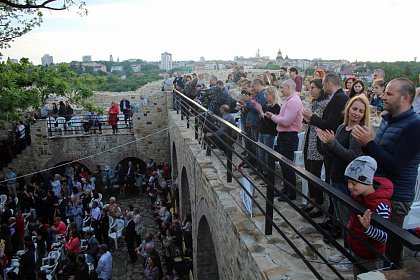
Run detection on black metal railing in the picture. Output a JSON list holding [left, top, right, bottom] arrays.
[[46, 114, 133, 137], [172, 89, 420, 279]]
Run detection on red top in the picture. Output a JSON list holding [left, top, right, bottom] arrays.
[[65, 237, 81, 252], [16, 216, 25, 236], [53, 221, 67, 235]]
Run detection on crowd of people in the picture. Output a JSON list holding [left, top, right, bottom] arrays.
[[0, 156, 192, 280], [173, 66, 420, 277]]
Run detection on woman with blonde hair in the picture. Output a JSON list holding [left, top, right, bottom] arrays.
[[254, 86, 281, 177], [303, 76, 314, 92], [317, 95, 370, 271]]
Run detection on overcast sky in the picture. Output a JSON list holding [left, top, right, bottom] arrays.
[[1, 0, 419, 65]]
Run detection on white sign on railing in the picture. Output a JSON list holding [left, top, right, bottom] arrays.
[[240, 177, 254, 217]]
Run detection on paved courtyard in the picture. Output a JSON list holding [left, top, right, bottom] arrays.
[[107, 192, 168, 280]]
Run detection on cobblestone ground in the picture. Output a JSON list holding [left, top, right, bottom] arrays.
[[106, 192, 167, 280]]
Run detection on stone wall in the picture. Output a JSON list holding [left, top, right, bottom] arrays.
[[2, 82, 171, 181], [169, 110, 268, 280]]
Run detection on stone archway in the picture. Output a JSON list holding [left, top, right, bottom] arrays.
[[180, 166, 192, 219], [44, 153, 96, 171], [197, 215, 220, 279], [110, 150, 148, 170]]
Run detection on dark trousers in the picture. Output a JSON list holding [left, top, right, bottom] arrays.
[[277, 132, 298, 198], [385, 200, 411, 268], [126, 237, 137, 262], [304, 158, 324, 205], [122, 109, 130, 125], [92, 220, 102, 244]]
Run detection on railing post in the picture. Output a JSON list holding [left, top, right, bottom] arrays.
[[186, 104, 190, 129], [174, 91, 179, 114], [226, 131, 232, 183], [265, 153, 275, 235], [194, 111, 198, 139], [180, 98, 184, 120]]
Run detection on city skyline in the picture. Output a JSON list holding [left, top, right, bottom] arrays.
[[1, 0, 419, 65]]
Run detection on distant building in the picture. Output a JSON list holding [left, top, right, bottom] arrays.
[[130, 64, 142, 72], [200, 56, 205, 62], [160, 52, 172, 71], [111, 65, 124, 72], [82, 55, 92, 62], [110, 55, 113, 62], [41, 54, 54, 66], [82, 62, 107, 72]]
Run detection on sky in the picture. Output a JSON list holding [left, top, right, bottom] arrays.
[[1, 0, 419, 65]]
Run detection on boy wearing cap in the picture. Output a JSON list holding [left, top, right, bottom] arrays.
[[344, 156, 393, 277]]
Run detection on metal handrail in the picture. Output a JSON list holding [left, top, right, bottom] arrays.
[[46, 114, 133, 137]]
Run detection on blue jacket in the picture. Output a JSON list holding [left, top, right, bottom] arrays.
[[245, 89, 267, 128], [365, 108, 420, 201]]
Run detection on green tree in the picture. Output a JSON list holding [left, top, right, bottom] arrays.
[[365, 61, 420, 85], [0, 59, 102, 125], [0, 0, 86, 49], [265, 62, 280, 70]]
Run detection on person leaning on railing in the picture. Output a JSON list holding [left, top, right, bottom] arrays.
[[344, 156, 393, 278], [351, 77, 420, 269]]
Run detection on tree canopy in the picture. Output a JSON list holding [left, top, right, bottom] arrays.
[[0, 59, 100, 126], [0, 0, 86, 49]]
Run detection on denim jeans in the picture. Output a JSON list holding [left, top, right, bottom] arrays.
[[277, 132, 298, 198], [258, 133, 276, 174], [244, 126, 260, 166]]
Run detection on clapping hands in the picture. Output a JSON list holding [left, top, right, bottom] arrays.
[[316, 128, 335, 144]]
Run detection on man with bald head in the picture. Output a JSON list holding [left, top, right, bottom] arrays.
[[352, 77, 420, 268]]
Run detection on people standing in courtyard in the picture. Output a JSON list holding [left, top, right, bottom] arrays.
[[125, 212, 137, 264], [96, 244, 113, 280], [105, 166, 115, 197], [5, 167, 17, 197]]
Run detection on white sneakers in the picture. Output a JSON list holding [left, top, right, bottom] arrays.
[[328, 252, 353, 272], [333, 259, 353, 272], [328, 252, 345, 263]]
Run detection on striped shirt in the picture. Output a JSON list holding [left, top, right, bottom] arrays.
[[364, 202, 391, 243]]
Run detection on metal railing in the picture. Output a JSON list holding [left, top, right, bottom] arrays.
[[46, 114, 133, 137], [172, 89, 420, 279]]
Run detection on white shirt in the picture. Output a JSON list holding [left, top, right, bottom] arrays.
[[91, 207, 101, 221]]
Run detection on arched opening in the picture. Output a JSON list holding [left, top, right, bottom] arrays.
[[197, 216, 219, 279], [114, 157, 147, 174], [180, 167, 192, 219], [172, 142, 179, 212]]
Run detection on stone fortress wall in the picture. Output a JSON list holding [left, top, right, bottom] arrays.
[[2, 81, 170, 179]]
